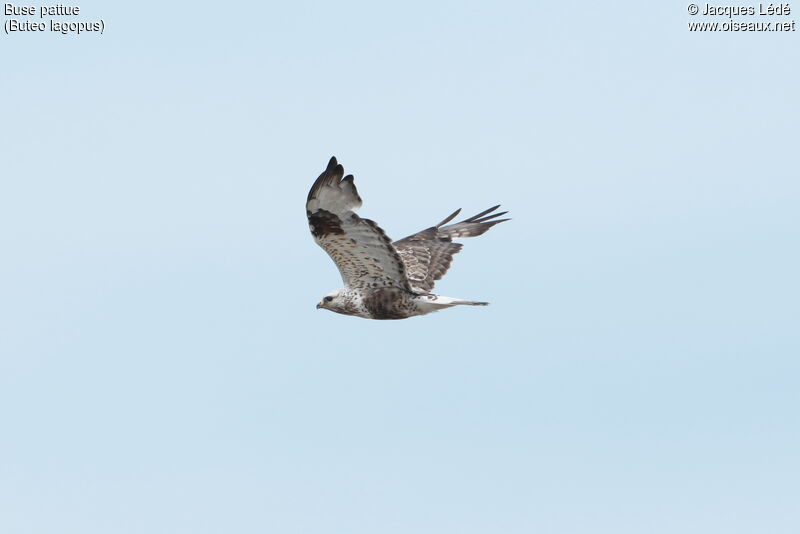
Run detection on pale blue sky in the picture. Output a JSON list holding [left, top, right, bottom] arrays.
[[1, 1, 798, 533]]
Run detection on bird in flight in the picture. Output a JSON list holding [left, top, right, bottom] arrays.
[[307, 157, 509, 320]]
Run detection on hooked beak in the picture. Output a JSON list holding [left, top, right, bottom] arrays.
[[316, 302, 322, 309]]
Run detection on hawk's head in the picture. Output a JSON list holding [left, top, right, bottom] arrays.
[[316, 289, 354, 316]]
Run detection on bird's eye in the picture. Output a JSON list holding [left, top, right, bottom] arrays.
[[324, 296, 334, 302]]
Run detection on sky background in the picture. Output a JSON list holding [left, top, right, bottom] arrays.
[[1, 1, 799, 533]]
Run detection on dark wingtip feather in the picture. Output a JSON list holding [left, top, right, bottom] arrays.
[[436, 208, 462, 228], [307, 156, 346, 203], [325, 156, 344, 180], [462, 205, 502, 223], [472, 211, 508, 223]]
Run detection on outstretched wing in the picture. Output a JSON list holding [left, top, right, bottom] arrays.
[[392, 206, 509, 293], [306, 157, 413, 292]]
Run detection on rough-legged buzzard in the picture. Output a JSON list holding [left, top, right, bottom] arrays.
[[307, 157, 508, 320]]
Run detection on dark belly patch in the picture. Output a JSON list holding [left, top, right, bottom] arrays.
[[363, 288, 408, 320]]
